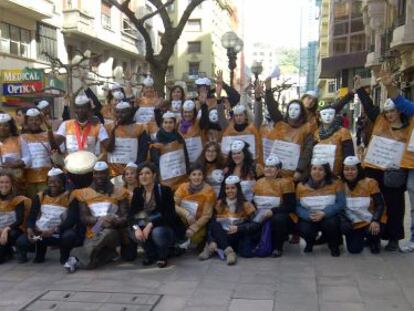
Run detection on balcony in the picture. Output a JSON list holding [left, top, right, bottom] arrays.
[[365, 51, 381, 69], [0, 0, 53, 19], [62, 9, 96, 39], [391, 23, 414, 49]]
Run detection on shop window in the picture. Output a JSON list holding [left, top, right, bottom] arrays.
[[37, 22, 57, 60], [187, 41, 201, 53], [0, 22, 31, 58]]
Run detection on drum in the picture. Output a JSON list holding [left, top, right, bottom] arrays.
[[64, 151, 97, 189]]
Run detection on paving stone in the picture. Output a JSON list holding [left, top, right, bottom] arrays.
[[358, 279, 405, 299], [320, 302, 366, 311], [229, 299, 273, 311], [158, 281, 199, 296], [319, 285, 362, 302], [364, 298, 414, 311], [232, 283, 276, 299], [152, 296, 188, 311]]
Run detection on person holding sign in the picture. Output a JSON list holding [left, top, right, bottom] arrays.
[[252, 155, 296, 257], [296, 158, 345, 257], [128, 162, 185, 268], [54, 95, 109, 156], [166, 85, 186, 121], [0, 171, 30, 264], [223, 140, 263, 202], [105, 101, 149, 183], [312, 103, 355, 176], [22, 108, 59, 198], [196, 141, 226, 197], [65, 161, 129, 272], [177, 100, 208, 164], [149, 111, 189, 191], [134, 76, 159, 124], [221, 104, 263, 164], [16, 168, 81, 264], [199, 175, 259, 264], [195, 77, 217, 110], [340, 156, 386, 254], [174, 164, 216, 247]]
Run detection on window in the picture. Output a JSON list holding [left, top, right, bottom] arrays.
[[0, 22, 31, 58], [333, 37, 347, 55], [186, 19, 201, 32], [189, 62, 200, 75], [101, 1, 112, 30], [328, 81, 336, 93], [396, 0, 406, 26], [334, 2, 349, 21], [37, 23, 57, 60], [350, 18, 364, 33], [351, 1, 363, 18], [123, 18, 138, 35], [334, 22, 348, 36], [350, 34, 366, 52], [187, 41, 201, 53]]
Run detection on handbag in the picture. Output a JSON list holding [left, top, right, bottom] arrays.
[[252, 220, 273, 257], [383, 168, 407, 188]]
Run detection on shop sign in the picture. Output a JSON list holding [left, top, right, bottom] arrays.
[[2, 81, 43, 95], [1, 68, 44, 96]]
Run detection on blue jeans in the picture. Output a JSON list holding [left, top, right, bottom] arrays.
[[143, 226, 175, 261], [407, 169, 414, 242]]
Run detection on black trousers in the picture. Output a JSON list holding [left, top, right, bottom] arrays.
[[16, 229, 82, 264], [365, 167, 405, 241], [0, 228, 23, 263], [298, 216, 341, 250], [270, 212, 294, 250], [345, 226, 381, 254]]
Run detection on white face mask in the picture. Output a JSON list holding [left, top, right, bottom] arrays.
[[171, 100, 182, 112], [209, 109, 218, 123], [320, 108, 336, 124], [288, 103, 301, 120]]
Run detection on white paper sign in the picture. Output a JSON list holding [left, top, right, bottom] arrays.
[[1, 153, 20, 164], [185, 136, 203, 163], [254, 195, 281, 209], [66, 135, 96, 154], [108, 137, 138, 164], [217, 217, 242, 231], [271, 140, 301, 171], [181, 200, 199, 216], [35, 204, 66, 230], [346, 197, 372, 223], [364, 135, 405, 169], [89, 202, 117, 217], [159, 149, 186, 180], [28, 142, 51, 168], [262, 138, 274, 161], [408, 130, 414, 152], [0, 211, 16, 229], [221, 135, 256, 159], [300, 195, 336, 211], [240, 180, 256, 202], [134, 107, 155, 124], [312, 144, 336, 171]]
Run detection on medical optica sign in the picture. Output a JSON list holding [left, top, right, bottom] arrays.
[[1, 69, 44, 96]]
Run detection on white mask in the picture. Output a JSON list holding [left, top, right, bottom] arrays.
[[320, 108, 336, 124], [209, 109, 218, 123], [288, 103, 301, 120], [171, 100, 182, 112], [211, 169, 224, 184]]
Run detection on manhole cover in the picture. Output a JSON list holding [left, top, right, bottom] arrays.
[[20, 290, 162, 311]]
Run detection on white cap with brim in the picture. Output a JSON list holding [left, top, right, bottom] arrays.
[[162, 111, 176, 120], [116, 101, 131, 110], [26, 108, 41, 117], [37, 100, 49, 110], [311, 158, 329, 166], [183, 100, 195, 111], [64, 151, 97, 174], [383, 98, 396, 112], [0, 113, 11, 123], [225, 175, 240, 185], [111, 82, 122, 91], [233, 104, 246, 114], [94, 161, 109, 171], [304, 90, 317, 98], [143, 76, 154, 87], [126, 162, 138, 169], [230, 140, 246, 153], [195, 77, 211, 86], [343, 156, 361, 166], [47, 167, 64, 177], [112, 90, 125, 101], [75, 95, 90, 106], [265, 155, 281, 167]]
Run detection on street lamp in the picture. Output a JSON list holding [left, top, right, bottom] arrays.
[[251, 61, 263, 84], [221, 31, 243, 88]]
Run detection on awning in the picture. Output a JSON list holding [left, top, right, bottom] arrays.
[[319, 52, 368, 79]]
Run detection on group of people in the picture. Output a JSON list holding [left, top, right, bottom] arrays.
[[0, 69, 412, 272]]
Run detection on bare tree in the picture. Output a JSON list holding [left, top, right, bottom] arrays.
[[108, 0, 206, 94]]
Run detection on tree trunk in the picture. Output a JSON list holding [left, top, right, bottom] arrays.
[[150, 61, 168, 96]]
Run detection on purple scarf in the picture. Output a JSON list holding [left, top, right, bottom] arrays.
[[179, 119, 193, 134]]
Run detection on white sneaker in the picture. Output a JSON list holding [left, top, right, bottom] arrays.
[[64, 256, 79, 273], [399, 241, 414, 253]]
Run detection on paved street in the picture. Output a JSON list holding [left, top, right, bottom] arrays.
[[1, 240, 414, 311]]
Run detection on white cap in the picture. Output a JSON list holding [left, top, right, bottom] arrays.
[[209, 109, 218, 123], [26, 108, 41, 117], [112, 90, 125, 101], [0, 113, 12, 123], [75, 95, 90, 106], [225, 175, 240, 185], [304, 90, 317, 98], [384, 98, 396, 111], [343, 156, 361, 166], [126, 162, 138, 169], [162, 111, 176, 120], [37, 100, 49, 110], [233, 104, 246, 114], [230, 140, 245, 153], [195, 77, 211, 86], [111, 82, 122, 91], [265, 155, 281, 167], [183, 100, 195, 112], [143, 76, 154, 87], [93, 161, 109, 171], [64, 151, 97, 174], [47, 167, 64, 177], [116, 101, 131, 110], [311, 158, 329, 166]]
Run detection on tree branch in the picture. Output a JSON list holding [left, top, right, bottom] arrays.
[[147, 0, 173, 30]]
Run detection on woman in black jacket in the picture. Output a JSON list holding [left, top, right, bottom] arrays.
[[128, 161, 184, 268]]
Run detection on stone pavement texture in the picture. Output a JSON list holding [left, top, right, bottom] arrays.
[[1, 243, 414, 311]]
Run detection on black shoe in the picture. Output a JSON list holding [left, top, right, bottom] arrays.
[[384, 240, 399, 252], [370, 243, 380, 254], [142, 258, 155, 266], [156, 260, 168, 268], [304, 244, 313, 253], [315, 234, 327, 245], [330, 247, 340, 257], [272, 249, 283, 258]]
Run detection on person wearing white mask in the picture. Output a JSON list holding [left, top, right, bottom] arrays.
[[102, 87, 125, 124], [134, 76, 161, 124], [312, 103, 355, 176]]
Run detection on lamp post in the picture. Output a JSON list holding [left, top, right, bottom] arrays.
[[251, 61, 263, 85], [221, 31, 243, 88]]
